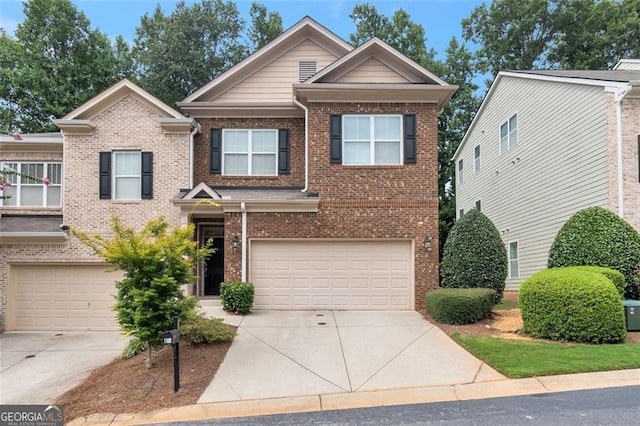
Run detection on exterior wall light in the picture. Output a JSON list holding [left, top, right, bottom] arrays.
[[231, 235, 240, 250], [423, 235, 432, 250]]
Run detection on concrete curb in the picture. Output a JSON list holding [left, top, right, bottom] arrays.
[[67, 369, 640, 425]]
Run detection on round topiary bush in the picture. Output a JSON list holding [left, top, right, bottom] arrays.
[[440, 209, 507, 303], [519, 268, 626, 344], [547, 206, 640, 299]]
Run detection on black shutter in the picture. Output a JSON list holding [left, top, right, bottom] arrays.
[[330, 115, 342, 164], [141, 152, 153, 199], [99, 152, 111, 199], [210, 129, 222, 174], [404, 114, 416, 164], [278, 129, 290, 174]]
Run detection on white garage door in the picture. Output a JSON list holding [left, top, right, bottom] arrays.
[[9, 265, 122, 331], [251, 240, 413, 309]]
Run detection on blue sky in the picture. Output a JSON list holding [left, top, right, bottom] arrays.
[[0, 0, 484, 59]]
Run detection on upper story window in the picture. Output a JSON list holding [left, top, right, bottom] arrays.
[[342, 115, 403, 165], [222, 129, 278, 176], [0, 162, 62, 207], [474, 145, 481, 172], [500, 114, 518, 154], [457, 158, 464, 183], [99, 151, 153, 200]]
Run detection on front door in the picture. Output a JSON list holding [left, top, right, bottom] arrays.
[[202, 226, 224, 296]]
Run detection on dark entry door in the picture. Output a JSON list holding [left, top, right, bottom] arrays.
[[204, 237, 224, 295]]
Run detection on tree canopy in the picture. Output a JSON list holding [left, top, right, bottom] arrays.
[[0, 0, 127, 133]]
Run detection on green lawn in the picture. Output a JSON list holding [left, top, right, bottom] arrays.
[[452, 333, 640, 378], [494, 299, 518, 310]]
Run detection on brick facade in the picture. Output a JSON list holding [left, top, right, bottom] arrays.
[[196, 102, 440, 309], [0, 94, 190, 331]]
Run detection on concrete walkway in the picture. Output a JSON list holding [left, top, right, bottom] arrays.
[[198, 310, 505, 403]]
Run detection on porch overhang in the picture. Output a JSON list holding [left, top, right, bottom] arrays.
[[173, 197, 319, 213]]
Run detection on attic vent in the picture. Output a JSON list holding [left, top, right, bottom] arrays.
[[299, 60, 317, 82]]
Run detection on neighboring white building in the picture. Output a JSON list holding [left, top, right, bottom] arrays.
[[453, 61, 640, 289]]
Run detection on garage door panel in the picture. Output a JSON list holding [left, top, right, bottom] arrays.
[[251, 241, 413, 310], [10, 265, 122, 331]]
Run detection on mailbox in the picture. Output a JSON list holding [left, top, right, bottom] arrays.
[[163, 329, 180, 345]]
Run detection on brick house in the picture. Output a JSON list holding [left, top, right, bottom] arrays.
[[452, 59, 640, 289], [0, 17, 455, 331]]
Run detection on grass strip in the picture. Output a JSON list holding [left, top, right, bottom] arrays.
[[452, 333, 640, 378]]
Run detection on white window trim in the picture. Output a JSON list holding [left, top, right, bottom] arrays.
[[508, 240, 519, 279], [112, 151, 141, 200], [458, 208, 464, 218], [342, 114, 403, 165], [473, 145, 480, 173], [0, 161, 62, 207], [499, 113, 518, 155], [222, 129, 278, 176], [457, 158, 464, 184], [475, 200, 481, 211]]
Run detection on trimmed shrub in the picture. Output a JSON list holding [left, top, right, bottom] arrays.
[[440, 209, 507, 303], [220, 282, 255, 314], [426, 288, 496, 325], [548, 206, 640, 299], [567, 266, 625, 298], [182, 315, 235, 345], [519, 268, 626, 344]]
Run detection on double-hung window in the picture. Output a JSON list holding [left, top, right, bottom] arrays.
[[474, 145, 481, 172], [458, 159, 464, 184], [343, 115, 402, 165], [222, 129, 278, 176], [0, 162, 62, 207], [113, 152, 141, 200], [500, 114, 518, 154]]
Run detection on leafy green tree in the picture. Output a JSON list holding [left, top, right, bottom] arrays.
[[462, 0, 640, 80], [438, 38, 480, 257], [133, 0, 247, 106], [548, 206, 640, 299], [248, 2, 283, 51], [0, 0, 126, 133], [441, 210, 508, 303], [73, 216, 213, 368]]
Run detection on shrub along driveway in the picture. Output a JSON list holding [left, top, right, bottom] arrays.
[[198, 310, 505, 403]]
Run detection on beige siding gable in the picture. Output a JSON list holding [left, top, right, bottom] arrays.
[[334, 57, 410, 83], [216, 39, 339, 103]]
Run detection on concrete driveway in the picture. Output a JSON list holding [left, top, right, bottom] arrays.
[[199, 310, 505, 403], [0, 331, 125, 404]]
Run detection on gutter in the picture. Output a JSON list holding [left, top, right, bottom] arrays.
[[614, 84, 632, 217], [293, 96, 309, 192], [0, 232, 66, 238], [189, 121, 201, 189], [241, 201, 247, 282]]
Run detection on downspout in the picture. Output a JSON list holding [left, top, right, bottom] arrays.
[[614, 84, 632, 218], [188, 121, 201, 189], [241, 201, 247, 282], [293, 96, 309, 192]]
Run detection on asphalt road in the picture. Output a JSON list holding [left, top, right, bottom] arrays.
[[168, 385, 640, 425]]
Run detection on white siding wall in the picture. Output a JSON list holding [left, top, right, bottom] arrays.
[[217, 39, 339, 103], [336, 58, 409, 83], [456, 76, 609, 289]]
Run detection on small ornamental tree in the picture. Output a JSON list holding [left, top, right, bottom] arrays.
[[440, 209, 508, 303], [73, 216, 213, 368], [548, 206, 640, 300]]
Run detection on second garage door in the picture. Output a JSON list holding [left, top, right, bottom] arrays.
[[251, 240, 413, 310], [8, 264, 122, 331]]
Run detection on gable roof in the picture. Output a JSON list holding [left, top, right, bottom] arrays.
[[452, 69, 640, 161], [59, 79, 185, 120], [179, 16, 352, 105], [306, 37, 448, 85]]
